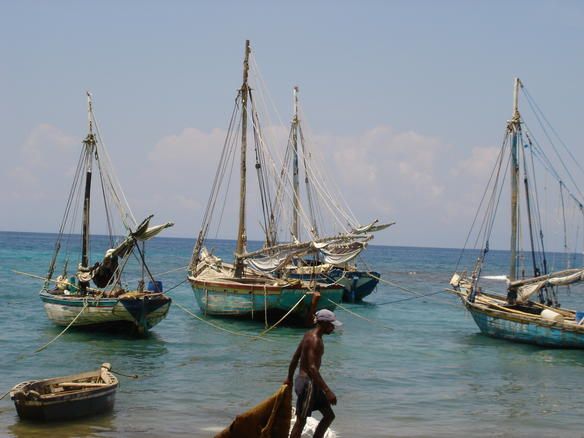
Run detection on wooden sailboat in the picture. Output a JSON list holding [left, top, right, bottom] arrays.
[[10, 363, 118, 421], [188, 41, 343, 324], [449, 78, 584, 348], [39, 93, 173, 335], [268, 86, 393, 302]]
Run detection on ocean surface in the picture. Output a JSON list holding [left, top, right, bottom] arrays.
[[1, 231, 584, 437]]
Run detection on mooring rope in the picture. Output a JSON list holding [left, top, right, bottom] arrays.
[[163, 278, 188, 294], [35, 299, 90, 353], [326, 298, 393, 331], [127, 265, 189, 285], [367, 272, 457, 307], [258, 292, 309, 337], [173, 301, 272, 341], [374, 289, 448, 306], [110, 368, 139, 379]]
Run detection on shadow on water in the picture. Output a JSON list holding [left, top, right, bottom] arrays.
[[7, 411, 115, 438]]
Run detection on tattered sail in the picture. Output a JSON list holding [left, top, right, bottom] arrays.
[[351, 220, 395, 235], [77, 216, 174, 288], [511, 269, 584, 304]]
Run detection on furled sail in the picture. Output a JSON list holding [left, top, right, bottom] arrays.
[[510, 268, 584, 303], [316, 240, 367, 265], [246, 237, 369, 272], [77, 216, 174, 287], [351, 220, 395, 235], [246, 252, 292, 272]]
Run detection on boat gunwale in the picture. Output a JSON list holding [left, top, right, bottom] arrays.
[[188, 276, 344, 293], [448, 287, 584, 334]]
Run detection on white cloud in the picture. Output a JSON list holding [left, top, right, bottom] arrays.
[[2, 121, 502, 248]]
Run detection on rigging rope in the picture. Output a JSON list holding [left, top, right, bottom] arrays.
[[173, 301, 272, 341]]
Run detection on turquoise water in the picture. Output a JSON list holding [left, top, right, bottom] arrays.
[[1, 231, 584, 437]]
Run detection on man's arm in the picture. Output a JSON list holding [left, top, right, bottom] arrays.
[[284, 341, 302, 385]]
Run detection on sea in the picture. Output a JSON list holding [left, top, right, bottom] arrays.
[[1, 230, 584, 438]]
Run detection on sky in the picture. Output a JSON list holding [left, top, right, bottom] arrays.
[[1, 0, 584, 250]]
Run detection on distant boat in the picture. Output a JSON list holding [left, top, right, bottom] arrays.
[[188, 41, 343, 324], [39, 93, 173, 335], [266, 86, 393, 302], [449, 78, 584, 348], [10, 363, 118, 421]]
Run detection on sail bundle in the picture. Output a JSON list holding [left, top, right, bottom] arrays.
[[76, 216, 174, 288], [510, 269, 584, 304]]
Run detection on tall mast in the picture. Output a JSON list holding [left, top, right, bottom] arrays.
[[81, 92, 97, 280], [234, 40, 251, 277], [509, 77, 521, 281], [292, 86, 300, 241]]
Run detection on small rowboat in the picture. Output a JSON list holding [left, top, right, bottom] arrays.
[[10, 363, 118, 421]]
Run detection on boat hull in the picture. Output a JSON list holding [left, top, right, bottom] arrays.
[[288, 268, 379, 302], [11, 365, 118, 422], [466, 304, 584, 348], [13, 385, 116, 421], [451, 283, 584, 348], [40, 290, 171, 334], [189, 278, 343, 322]]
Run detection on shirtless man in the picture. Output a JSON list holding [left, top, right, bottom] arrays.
[[285, 309, 342, 438]]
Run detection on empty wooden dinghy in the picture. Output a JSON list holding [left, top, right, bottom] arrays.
[[10, 363, 118, 421]]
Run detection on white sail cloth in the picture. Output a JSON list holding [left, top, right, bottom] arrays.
[[77, 216, 174, 284], [514, 268, 584, 303], [246, 253, 291, 272], [315, 241, 366, 265], [246, 240, 366, 272], [351, 220, 395, 234]]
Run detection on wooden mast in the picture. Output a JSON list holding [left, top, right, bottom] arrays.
[[81, 93, 97, 276], [234, 40, 251, 277], [509, 78, 521, 282], [292, 86, 300, 241]]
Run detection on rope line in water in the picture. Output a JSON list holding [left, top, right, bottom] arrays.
[[326, 298, 393, 331], [374, 289, 447, 306], [173, 301, 272, 341], [258, 293, 309, 337], [368, 272, 459, 308], [110, 368, 139, 379], [163, 278, 188, 294], [35, 300, 90, 353]]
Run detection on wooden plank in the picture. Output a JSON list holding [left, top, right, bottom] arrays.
[[57, 382, 109, 387]]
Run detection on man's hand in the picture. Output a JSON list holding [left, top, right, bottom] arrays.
[[324, 388, 337, 405]]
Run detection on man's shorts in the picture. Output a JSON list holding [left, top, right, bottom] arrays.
[[294, 375, 330, 417]]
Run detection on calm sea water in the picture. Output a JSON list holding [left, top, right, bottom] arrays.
[[1, 231, 584, 437]]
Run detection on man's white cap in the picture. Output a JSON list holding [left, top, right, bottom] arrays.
[[315, 309, 342, 327]]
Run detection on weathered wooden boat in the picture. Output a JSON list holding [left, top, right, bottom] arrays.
[[188, 41, 343, 324], [449, 78, 584, 348], [264, 87, 392, 302], [39, 93, 173, 335], [285, 263, 380, 303], [10, 363, 118, 421]]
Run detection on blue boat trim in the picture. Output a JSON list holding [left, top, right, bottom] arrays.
[[287, 268, 379, 302]]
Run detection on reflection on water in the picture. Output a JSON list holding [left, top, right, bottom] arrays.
[[7, 411, 115, 438]]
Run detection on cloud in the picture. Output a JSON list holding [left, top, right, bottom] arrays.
[[0, 124, 78, 204], [2, 121, 501, 248], [21, 123, 78, 168]]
